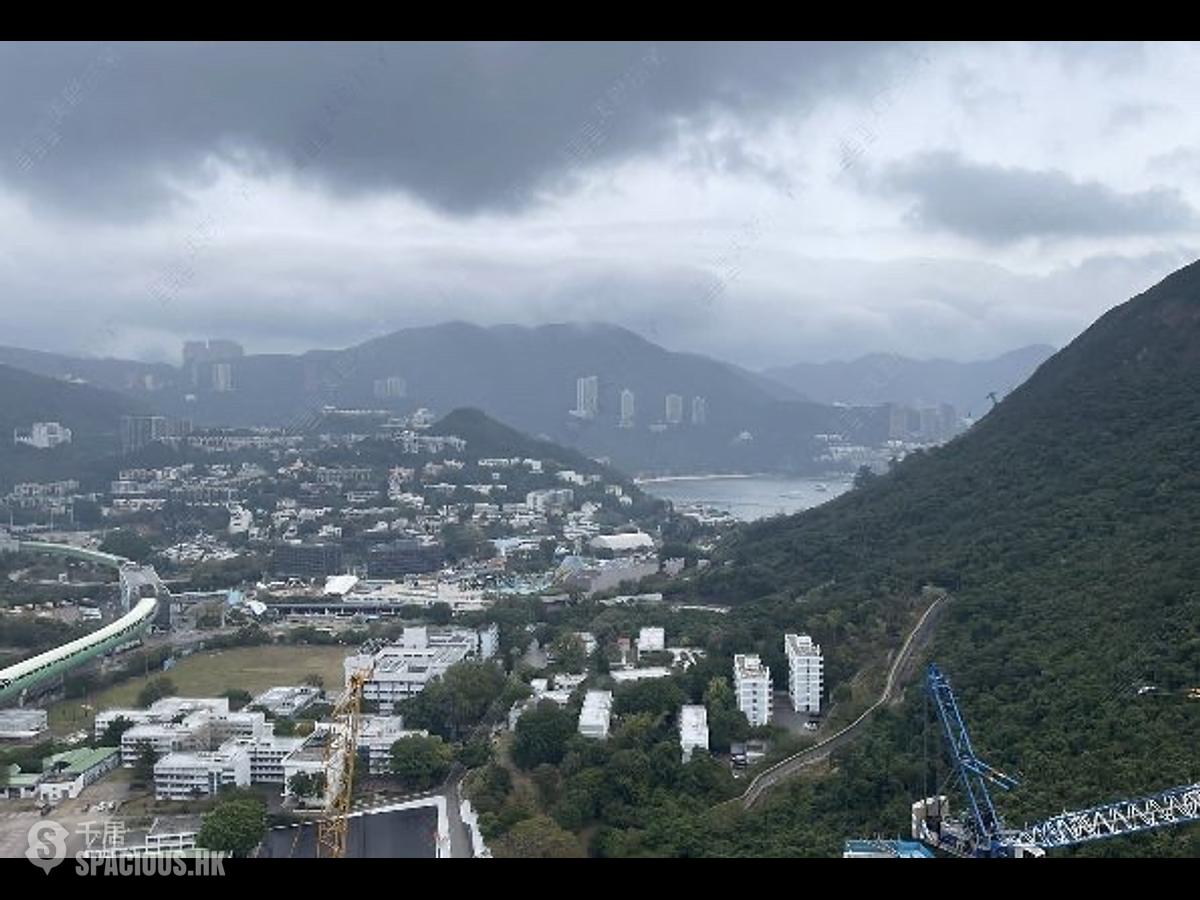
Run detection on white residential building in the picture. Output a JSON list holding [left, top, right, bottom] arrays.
[[734, 654, 773, 727], [13, 421, 73, 449], [679, 705, 709, 763], [249, 686, 322, 718], [578, 690, 614, 740], [236, 734, 306, 784], [573, 375, 599, 419], [665, 393, 684, 425], [785, 633, 824, 715], [357, 716, 429, 775], [345, 643, 470, 715], [103, 698, 269, 766], [637, 626, 665, 656], [609, 666, 672, 683], [153, 744, 251, 801]]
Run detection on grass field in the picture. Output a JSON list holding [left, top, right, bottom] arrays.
[[49, 644, 350, 736]]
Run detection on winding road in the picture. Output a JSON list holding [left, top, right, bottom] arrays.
[[736, 593, 948, 810]]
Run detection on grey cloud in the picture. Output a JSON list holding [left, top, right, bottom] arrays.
[[1105, 101, 1172, 133], [863, 152, 1198, 243], [0, 41, 913, 218], [1147, 146, 1200, 178]]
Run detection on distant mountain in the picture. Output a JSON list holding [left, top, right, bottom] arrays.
[[683, 261, 1200, 856], [763, 344, 1056, 415], [0, 345, 178, 397], [0, 364, 144, 490], [0, 323, 886, 475], [429, 407, 615, 479]]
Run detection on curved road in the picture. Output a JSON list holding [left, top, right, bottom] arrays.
[[737, 593, 948, 810]]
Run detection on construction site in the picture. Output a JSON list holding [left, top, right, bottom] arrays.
[[844, 664, 1200, 858]]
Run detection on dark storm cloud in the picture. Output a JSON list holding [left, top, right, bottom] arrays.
[[864, 152, 1198, 243], [0, 41, 910, 218]]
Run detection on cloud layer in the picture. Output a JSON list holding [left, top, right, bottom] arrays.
[[0, 41, 1198, 368]]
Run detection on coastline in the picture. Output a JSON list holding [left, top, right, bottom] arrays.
[[634, 472, 775, 485]]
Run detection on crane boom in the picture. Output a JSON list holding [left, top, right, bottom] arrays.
[[926, 663, 1018, 853], [916, 663, 1200, 857], [1004, 783, 1200, 849]]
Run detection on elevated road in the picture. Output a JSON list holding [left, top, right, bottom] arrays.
[[0, 539, 164, 705], [736, 593, 948, 810]]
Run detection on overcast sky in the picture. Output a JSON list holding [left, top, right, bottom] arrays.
[[2, 41, 1198, 369]]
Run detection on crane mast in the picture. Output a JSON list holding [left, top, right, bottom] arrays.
[[904, 663, 1200, 858], [317, 666, 371, 859]]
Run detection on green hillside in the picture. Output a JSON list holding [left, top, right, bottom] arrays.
[[0, 364, 143, 491], [673, 260, 1200, 856]]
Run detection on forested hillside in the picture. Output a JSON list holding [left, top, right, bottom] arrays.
[[676, 260, 1200, 856]]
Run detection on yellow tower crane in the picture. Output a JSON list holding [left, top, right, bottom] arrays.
[[317, 665, 372, 858]]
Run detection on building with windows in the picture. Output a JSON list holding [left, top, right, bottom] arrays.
[[211, 362, 234, 393], [785, 633, 824, 714], [572, 375, 599, 419], [578, 690, 613, 740], [367, 538, 443, 577], [734, 654, 773, 727], [119, 415, 192, 455], [13, 421, 72, 449], [356, 716, 429, 775], [373, 376, 407, 399], [665, 393, 684, 425], [679, 705, 709, 762], [691, 396, 707, 426], [344, 625, 498, 711], [637, 626, 665, 656], [153, 745, 251, 801], [249, 686, 322, 719], [272, 541, 343, 578], [619, 388, 636, 428]]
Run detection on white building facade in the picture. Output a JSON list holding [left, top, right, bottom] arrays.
[[785, 633, 824, 714], [733, 654, 773, 727], [679, 705, 709, 763], [578, 690, 613, 740]]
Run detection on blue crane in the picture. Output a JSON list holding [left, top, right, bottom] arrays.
[[911, 663, 1200, 858]]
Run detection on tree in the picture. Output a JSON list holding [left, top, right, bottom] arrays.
[[287, 771, 325, 800], [221, 689, 252, 711], [136, 676, 176, 708], [98, 715, 135, 747], [591, 646, 610, 675], [400, 660, 507, 740], [550, 633, 586, 673], [512, 700, 576, 770], [455, 738, 492, 769], [530, 763, 562, 806], [614, 678, 684, 718], [196, 797, 267, 856], [429, 602, 453, 626], [852, 464, 877, 490], [133, 742, 158, 785], [99, 528, 153, 563], [303, 673, 324, 690], [490, 815, 586, 858], [389, 734, 453, 790]]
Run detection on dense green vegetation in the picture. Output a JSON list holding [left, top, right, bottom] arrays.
[[672, 261, 1200, 856], [388, 734, 454, 790], [462, 260, 1200, 858], [196, 790, 268, 856], [0, 362, 142, 492]]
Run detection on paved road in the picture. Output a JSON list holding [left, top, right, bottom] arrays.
[[737, 594, 948, 810]]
